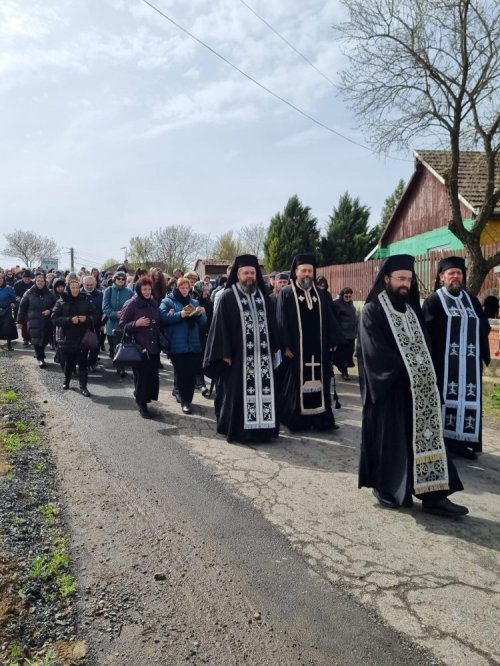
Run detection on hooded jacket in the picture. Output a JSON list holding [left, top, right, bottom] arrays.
[[102, 282, 133, 336], [17, 283, 56, 346]]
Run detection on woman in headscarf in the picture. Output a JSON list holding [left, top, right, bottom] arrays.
[[0, 272, 18, 351], [52, 276, 98, 395], [17, 273, 55, 368], [160, 277, 207, 414], [120, 276, 163, 419]]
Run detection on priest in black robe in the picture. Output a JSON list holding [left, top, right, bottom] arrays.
[[276, 254, 343, 432], [203, 255, 280, 444], [422, 257, 491, 460], [358, 254, 468, 517]]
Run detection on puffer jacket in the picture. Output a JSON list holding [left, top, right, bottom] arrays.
[[160, 292, 207, 354], [17, 285, 55, 346], [51, 290, 98, 353], [102, 284, 133, 336]]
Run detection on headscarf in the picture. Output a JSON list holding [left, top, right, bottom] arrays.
[[433, 256, 466, 291]]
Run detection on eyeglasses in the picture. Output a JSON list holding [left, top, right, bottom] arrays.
[[115, 277, 126, 281]]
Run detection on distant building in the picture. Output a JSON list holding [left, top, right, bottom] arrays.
[[193, 259, 233, 279], [371, 150, 500, 259]]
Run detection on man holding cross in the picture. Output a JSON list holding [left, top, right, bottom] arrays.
[[276, 254, 343, 432]]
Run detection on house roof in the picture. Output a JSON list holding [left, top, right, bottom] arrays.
[[416, 150, 500, 210], [377, 150, 500, 248]]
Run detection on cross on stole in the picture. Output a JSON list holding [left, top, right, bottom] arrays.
[[305, 355, 321, 381]]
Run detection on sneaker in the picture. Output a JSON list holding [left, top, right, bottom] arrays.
[[422, 497, 469, 517]]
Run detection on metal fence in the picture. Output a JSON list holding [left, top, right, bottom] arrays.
[[317, 244, 500, 301]]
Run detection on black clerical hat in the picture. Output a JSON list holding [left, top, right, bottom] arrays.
[[365, 253, 419, 309], [380, 254, 415, 275], [227, 254, 267, 292], [234, 254, 260, 270], [289, 254, 317, 280], [433, 256, 466, 291]]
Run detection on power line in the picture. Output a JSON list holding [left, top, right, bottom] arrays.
[[237, 0, 339, 90], [141, 0, 409, 161]]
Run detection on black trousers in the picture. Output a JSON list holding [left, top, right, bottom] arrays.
[[33, 344, 47, 361], [133, 354, 160, 406], [62, 349, 89, 388], [170, 353, 201, 404]]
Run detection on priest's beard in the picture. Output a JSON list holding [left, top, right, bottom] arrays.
[[444, 279, 462, 296], [385, 284, 409, 309], [239, 279, 257, 295], [297, 277, 312, 289]]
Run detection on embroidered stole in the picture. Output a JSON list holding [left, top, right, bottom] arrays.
[[232, 285, 276, 430], [291, 281, 325, 415], [436, 288, 481, 443], [378, 291, 449, 495]]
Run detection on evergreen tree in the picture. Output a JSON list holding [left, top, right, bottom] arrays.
[[264, 195, 320, 271], [320, 192, 373, 265], [373, 179, 405, 242]]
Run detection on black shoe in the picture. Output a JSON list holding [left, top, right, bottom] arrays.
[[341, 372, 350, 381], [372, 488, 398, 509], [139, 405, 152, 419], [201, 386, 209, 397], [119, 369, 127, 379], [39, 360, 46, 369], [63, 383, 70, 390], [422, 497, 469, 517], [172, 389, 181, 404], [80, 387, 90, 397], [181, 401, 192, 414], [7, 343, 14, 351]]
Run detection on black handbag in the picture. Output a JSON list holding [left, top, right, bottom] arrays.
[[81, 328, 99, 351], [157, 330, 169, 353], [113, 331, 143, 366]]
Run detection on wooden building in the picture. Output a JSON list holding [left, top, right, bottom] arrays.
[[372, 150, 500, 258]]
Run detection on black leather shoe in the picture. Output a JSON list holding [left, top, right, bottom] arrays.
[[181, 401, 192, 414], [139, 405, 152, 419], [80, 387, 90, 397], [63, 383, 69, 390], [422, 498, 469, 517], [39, 360, 46, 368], [372, 488, 398, 509]]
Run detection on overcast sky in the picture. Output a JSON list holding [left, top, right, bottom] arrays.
[[0, 0, 413, 269]]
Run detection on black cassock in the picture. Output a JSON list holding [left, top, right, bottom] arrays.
[[203, 287, 280, 443], [276, 283, 343, 431], [358, 300, 463, 505]]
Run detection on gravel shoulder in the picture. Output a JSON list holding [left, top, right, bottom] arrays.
[[1, 348, 439, 665]]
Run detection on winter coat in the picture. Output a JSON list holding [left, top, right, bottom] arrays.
[[102, 284, 133, 336], [0, 284, 16, 310], [119, 293, 161, 354], [0, 285, 17, 340], [51, 291, 98, 353], [160, 293, 207, 354], [332, 298, 358, 341], [14, 278, 33, 301], [17, 286, 55, 346], [81, 288, 103, 318]]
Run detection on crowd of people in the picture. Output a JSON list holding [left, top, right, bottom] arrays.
[[0, 253, 496, 518]]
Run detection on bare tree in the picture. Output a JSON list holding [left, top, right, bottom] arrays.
[[151, 225, 204, 274], [239, 223, 268, 259], [335, 0, 500, 294], [3, 230, 60, 267]]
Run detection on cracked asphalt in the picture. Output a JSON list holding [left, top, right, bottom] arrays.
[[11, 346, 500, 665]]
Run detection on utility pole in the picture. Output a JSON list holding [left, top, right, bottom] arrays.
[[70, 248, 74, 271]]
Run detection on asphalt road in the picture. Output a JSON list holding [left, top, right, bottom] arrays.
[[12, 345, 500, 665]]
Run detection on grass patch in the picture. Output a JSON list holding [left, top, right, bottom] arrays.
[[38, 503, 58, 525], [1, 431, 41, 454], [15, 421, 30, 433], [0, 390, 18, 402], [28, 540, 77, 600], [483, 383, 500, 421], [6, 645, 57, 666]]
